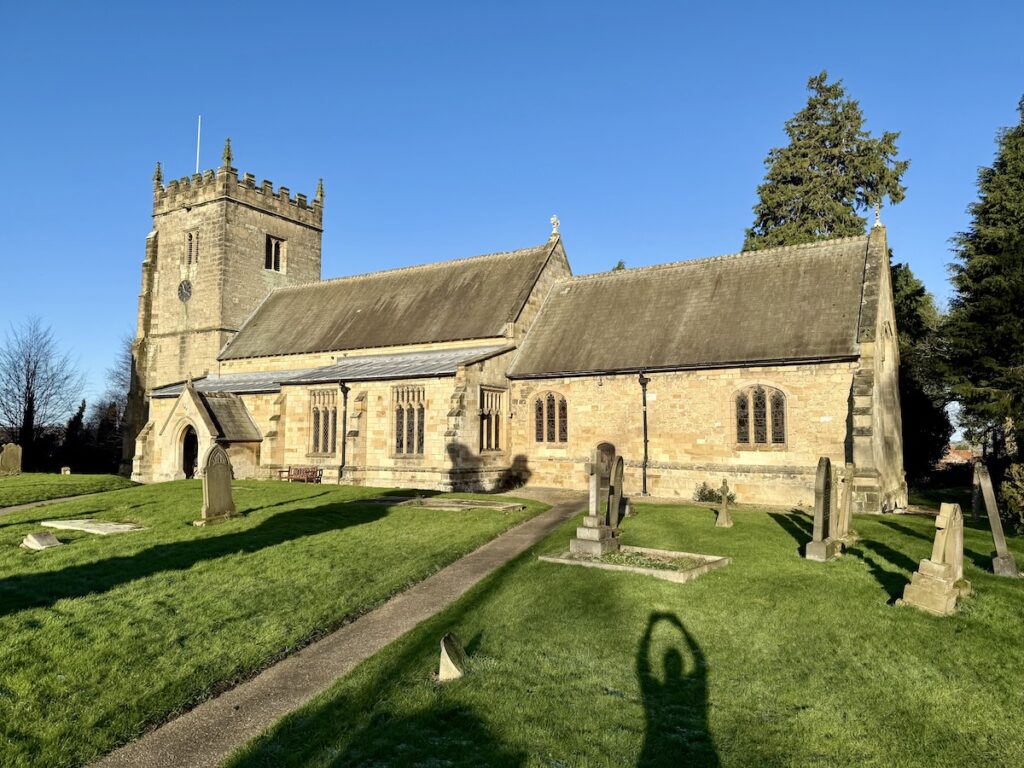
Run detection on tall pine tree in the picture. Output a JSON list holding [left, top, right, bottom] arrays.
[[744, 71, 909, 250], [945, 98, 1024, 460]]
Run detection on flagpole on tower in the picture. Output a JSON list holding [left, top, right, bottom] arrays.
[[195, 115, 202, 174]]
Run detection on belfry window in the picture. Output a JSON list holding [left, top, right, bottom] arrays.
[[309, 389, 338, 455], [265, 235, 285, 272], [394, 386, 425, 456], [533, 392, 568, 444], [185, 231, 199, 265], [735, 386, 786, 447], [480, 388, 505, 452]]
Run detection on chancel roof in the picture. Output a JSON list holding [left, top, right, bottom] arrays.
[[508, 236, 871, 378], [219, 241, 557, 360]]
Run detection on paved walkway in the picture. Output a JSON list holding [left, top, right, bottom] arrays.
[[0, 491, 109, 518], [93, 491, 584, 768]]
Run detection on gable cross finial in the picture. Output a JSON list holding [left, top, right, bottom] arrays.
[[153, 161, 163, 190], [221, 137, 233, 168], [874, 202, 882, 228], [550, 214, 560, 235]]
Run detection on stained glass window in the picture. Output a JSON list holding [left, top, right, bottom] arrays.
[[558, 397, 568, 442], [406, 404, 415, 453], [416, 404, 425, 454], [771, 391, 786, 444], [736, 393, 749, 444], [395, 407, 404, 453], [535, 399, 544, 442], [546, 393, 556, 442], [312, 409, 320, 453], [330, 408, 338, 453], [753, 387, 768, 444]]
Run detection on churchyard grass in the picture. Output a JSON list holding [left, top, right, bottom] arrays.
[[228, 503, 1024, 768], [0, 480, 544, 768], [909, 485, 973, 512], [0, 473, 135, 508]]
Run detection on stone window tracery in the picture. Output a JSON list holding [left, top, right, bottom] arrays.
[[310, 389, 338, 455], [735, 385, 786, 447], [533, 392, 568, 444], [185, 231, 199, 265], [480, 388, 505, 452], [394, 386, 425, 456]]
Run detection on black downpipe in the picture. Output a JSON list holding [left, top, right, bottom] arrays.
[[639, 372, 650, 496], [339, 382, 350, 480]]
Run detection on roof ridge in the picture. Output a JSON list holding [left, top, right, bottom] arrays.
[[273, 241, 553, 292], [570, 234, 870, 283]]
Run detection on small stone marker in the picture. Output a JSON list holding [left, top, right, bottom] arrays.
[[976, 464, 1020, 577], [806, 457, 839, 561], [899, 503, 971, 616], [570, 445, 620, 556], [715, 479, 733, 528], [194, 444, 238, 526], [833, 462, 854, 542], [61, 466, 71, 475], [438, 632, 469, 682], [0, 443, 23, 475], [21, 532, 63, 550]]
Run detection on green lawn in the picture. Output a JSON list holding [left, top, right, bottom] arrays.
[[228, 503, 1024, 768], [0, 480, 544, 768], [0, 473, 135, 508], [909, 485, 973, 512]]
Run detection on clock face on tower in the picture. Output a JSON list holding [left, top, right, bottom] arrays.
[[177, 280, 193, 303]]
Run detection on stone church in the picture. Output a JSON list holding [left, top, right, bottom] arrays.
[[125, 143, 906, 512]]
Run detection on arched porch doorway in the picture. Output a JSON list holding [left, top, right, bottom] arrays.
[[182, 425, 199, 479]]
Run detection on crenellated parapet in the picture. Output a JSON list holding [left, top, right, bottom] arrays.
[[152, 139, 323, 229]]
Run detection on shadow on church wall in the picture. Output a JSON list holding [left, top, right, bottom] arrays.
[[444, 443, 532, 493]]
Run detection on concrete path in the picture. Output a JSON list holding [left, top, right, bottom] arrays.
[[0, 491, 110, 518], [93, 492, 584, 768]]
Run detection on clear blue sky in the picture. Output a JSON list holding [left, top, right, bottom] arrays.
[[3, 1, 1022, 405]]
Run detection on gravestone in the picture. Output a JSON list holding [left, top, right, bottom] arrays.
[[900, 503, 971, 616], [61, 467, 71, 475], [21, 532, 63, 550], [41, 519, 143, 535], [438, 632, 469, 682], [570, 444, 620, 556], [715, 479, 733, 528], [976, 464, 1020, 577], [971, 463, 983, 523], [833, 462, 854, 542], [806, 457, 839, 561], [607, 456, 625, 528], [0, 444, 23, 475], [193, 444, 238, 526]]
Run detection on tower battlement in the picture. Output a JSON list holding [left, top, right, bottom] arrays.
[[152, 140, 323, 229]]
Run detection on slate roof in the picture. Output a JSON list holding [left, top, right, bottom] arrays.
[[197, 392, 262, 442], [152, 345, 512, 398], [219, 241, 557, 360], [508, 236, 870, 378]]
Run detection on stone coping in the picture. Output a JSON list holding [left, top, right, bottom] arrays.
[[539, 545, 730, 584]]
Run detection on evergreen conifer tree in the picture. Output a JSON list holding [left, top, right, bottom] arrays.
[[945, 98, 1024, 460], [744, 72, 908, 250]]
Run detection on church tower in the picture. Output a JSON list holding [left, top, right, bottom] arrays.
[[122, 139, 323, 470]]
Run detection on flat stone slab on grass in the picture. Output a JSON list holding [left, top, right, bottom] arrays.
[[41, 519, 144, 536], [397, 498, 526, 512], [539, 544, 730, 584]]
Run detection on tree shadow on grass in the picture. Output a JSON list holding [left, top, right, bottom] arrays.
[[637, 612, 719, 768], [0, 499, 385, 618], [768, 512, 813, 557]]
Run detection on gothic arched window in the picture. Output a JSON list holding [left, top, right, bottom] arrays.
[[735, 386, 786, 447], [393, 386, 425, 455], [312, 408, 321, 453], [534, 392, 568, 444]]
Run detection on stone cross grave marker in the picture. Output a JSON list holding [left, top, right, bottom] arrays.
[[607, 455, 625, 529], [194, 444, 238, 526], [715, 479, 733, 528], [806, 457, 839, 561], [0, 444, 23, 475], [899, 502, 971, 616], [976, 464, 1020, 577], [571, 444, 620, 556], [438, 632, 470, 682]]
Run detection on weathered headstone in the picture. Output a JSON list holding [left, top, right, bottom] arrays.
[[971, 463, 983, 523], [570, 444, 620, 556], [976, 464, 1020, 577], [607, 455, 625, 528], [834, 462, 855, 542], [806, 457, 839, 561], [899, 503, 971, 616], [438, 632, 469, 682], [715, 479, 733, 528], [41, 519, 143, 535], [60, 466, 71, 475], [21, 532, 63, 551], [0, 444, 23, 475], [193, 444, 238, 526]]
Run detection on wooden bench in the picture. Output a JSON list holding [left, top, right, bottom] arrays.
[[278, 466, 323, 483]]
